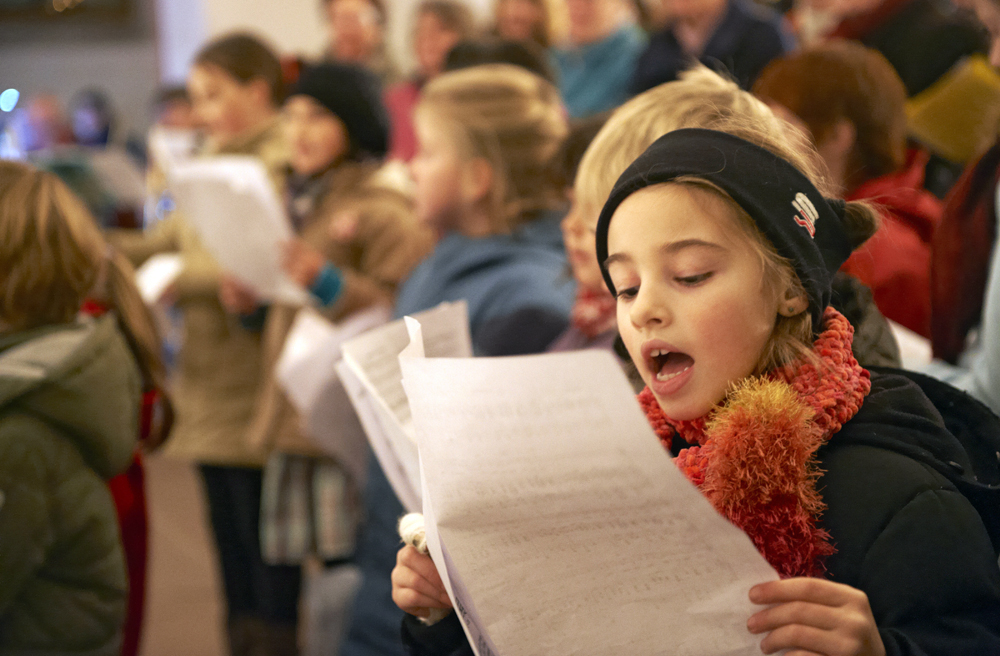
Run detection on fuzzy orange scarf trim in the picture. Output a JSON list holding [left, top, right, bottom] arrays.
[[639, 308, 871, 578]]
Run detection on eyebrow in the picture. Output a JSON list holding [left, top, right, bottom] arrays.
[[604, 239, 725, 268]]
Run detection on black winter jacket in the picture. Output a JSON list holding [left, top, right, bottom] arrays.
[[402, 369, 1000, 655]]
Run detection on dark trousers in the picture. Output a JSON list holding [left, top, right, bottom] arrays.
[[199, 464, 302, 626]]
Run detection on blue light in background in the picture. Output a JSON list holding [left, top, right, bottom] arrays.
[[0, 89, 19, 113]]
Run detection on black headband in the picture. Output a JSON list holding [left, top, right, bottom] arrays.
[[595, 128, 852, 331]]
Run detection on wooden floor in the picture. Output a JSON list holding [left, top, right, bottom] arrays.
[[140, 455, 227, 656]]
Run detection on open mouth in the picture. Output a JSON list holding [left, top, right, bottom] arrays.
[[649, 349, 694, 382]]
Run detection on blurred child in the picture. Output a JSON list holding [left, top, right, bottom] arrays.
[[754, 41, 943, 338], [630, 0, 792, 93], [109, 32, 295, 656], [342, 63, 573, 656], [393, 75, 1000, 655], [491, 0, 566, 49], [384, 0, 477, 161], [323, 0, 399, 84], [0, 161, 146, 654], [221, 62, 433, 653], [548, 114, 620, 352], [551, 0, 646, 118], [152, 86, 198, 131]]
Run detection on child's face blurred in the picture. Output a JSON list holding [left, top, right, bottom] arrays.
[[188, 64, 267, 145], [566, 0, 617, 45], [561, 198, 606, 291], [606, 184, 779, 420], [327, 0, 383, 63], [661, 0, 727, 22], [411, 114, 467, 232], [415, 12, 462, 78], [497, 0, 544, 42], [284, 95, 350, 177]]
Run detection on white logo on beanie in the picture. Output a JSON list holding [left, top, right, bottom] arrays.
[[792, 192, 818, 238]]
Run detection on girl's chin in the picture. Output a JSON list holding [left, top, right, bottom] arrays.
[[648, 388, 719, 422]]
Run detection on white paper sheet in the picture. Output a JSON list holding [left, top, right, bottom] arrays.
[[148, 126, 197, 172], [168, 156, 308, 304], [134, 253, 184, 304], [274, 306, 391, 485], [888, 320, 933, 370], [400, 348, 777, 656], [338, 301, 472, 512]]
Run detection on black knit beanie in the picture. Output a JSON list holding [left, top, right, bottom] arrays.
[[289, 63, 390, 160]]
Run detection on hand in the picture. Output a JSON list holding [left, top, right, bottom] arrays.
[[748, 578, 886, 656], [282, 238, 326, 287], [218, 275, 260, 314], [328, 210, 360, 243], [391, 545, 452, 619]]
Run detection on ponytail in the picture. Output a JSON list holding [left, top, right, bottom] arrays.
[[103, 250, 175, 450]]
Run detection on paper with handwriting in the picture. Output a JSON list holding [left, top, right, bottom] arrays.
[[338, 301, 472, 512], [400, 344, 777, 655], [275, 306, 391, 485]]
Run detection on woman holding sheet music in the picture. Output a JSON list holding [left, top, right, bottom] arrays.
[[109, 33, 300, 656]]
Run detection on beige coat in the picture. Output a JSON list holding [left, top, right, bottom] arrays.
[[110, 118, 289, 467], [247, 162, 433, 458]]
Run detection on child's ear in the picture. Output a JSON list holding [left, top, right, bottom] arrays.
[[778, 291, 809, 317], [461, 157, 494, 205]]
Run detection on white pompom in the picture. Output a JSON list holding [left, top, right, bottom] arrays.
[[398, 513, 428, 554], [397, 512, 450, 625]]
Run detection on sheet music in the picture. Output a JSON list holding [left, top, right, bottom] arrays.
[[168, 156, 307, 304], [400, 348, 777, 656], [134, 253, 184, 304], [338, 301, 472, 512], [275, 306, 391, 485]]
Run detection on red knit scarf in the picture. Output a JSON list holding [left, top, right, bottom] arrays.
[[570, 287, 618, 339], [639, 308, 871, 578]]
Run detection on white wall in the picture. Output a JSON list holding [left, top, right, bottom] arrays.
[[0, 1, 159, 137]]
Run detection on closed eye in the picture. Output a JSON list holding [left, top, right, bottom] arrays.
[[675, 272, 713, 286], [616, 285, 639, 300]]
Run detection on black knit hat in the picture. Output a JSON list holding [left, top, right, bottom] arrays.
[[595, 129, 853, 332], [289, 63, 389, 160]]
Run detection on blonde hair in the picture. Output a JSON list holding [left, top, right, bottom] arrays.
[[580, 66, 879, 372], [0, 161, 173, 444], [417, 63, 568, 233]]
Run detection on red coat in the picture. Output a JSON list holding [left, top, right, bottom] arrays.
[[841, 149, 943, 337]]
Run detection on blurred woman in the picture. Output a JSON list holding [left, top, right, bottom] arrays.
[[384, 0, 477, 161], [109, 32, 295, 656]]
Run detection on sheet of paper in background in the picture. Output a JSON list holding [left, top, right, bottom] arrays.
[[275, 305, 392, 485], [148, 127, 198, 172], [135, 253, 185, 304], [168, 156, 308, 304], [338, 301, 472, 512], [888, 320, 933, 370], [401, 349, 777, 656]]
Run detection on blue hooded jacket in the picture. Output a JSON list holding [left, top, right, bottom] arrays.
[[394, 213, 576, 355]]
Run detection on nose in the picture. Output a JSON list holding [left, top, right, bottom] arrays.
[[628, 280, 671, 329]]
